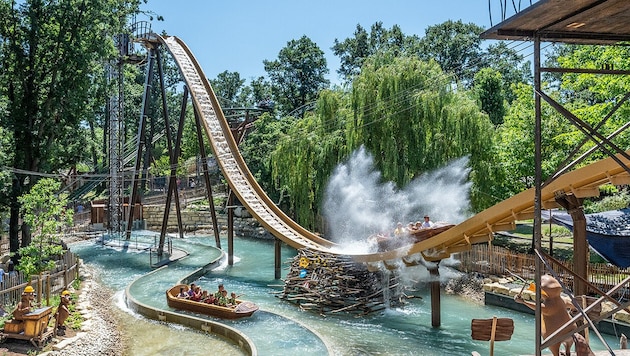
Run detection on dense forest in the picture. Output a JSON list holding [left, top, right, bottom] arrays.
[[1, 1, 629, 254]]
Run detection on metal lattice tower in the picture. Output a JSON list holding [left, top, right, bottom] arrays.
[[107, 34, 127, 238]]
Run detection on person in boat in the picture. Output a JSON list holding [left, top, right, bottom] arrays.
[[227, 292, 240, 307], [187, 283, 197, 298], [393, 222, 405, 236], [203, 293, 216, 304], [56, 290, 71, 336], [217, 289, 229, 306], [190, 285, 203, 302], [199, 290, 208, 302], [421, 215, 434, 228], [177, 287, 189, 299], [214, 284, 225, 299], [407, 222, 416, 233]]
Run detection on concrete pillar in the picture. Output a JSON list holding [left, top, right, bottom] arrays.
[[227, 192, 234, 266], [274, 238, 282, 279], [429, 263, 441, 327]]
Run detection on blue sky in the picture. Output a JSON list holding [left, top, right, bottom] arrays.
[[139, 1, 515, 84]]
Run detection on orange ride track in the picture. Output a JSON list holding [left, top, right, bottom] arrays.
[[159, 35, 630, 264]]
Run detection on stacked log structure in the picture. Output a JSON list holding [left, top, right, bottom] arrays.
[[278, 248, 405, 316]]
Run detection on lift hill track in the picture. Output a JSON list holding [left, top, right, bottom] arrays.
[[159, 35, 630, 264]]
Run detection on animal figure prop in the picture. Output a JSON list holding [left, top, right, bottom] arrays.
[[514, 274, 576, 356]]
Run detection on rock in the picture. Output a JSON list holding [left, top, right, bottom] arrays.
[[509, 287, 523, 297], [493, 284, 510, 295], [615, 310, 630, 324]]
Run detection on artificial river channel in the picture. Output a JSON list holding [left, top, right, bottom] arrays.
[[69, 231, 621, 355]]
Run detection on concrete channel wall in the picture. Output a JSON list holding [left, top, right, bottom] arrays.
[[124, 253, 258, 355]]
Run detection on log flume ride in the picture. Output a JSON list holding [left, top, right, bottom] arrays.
[[158, 34, 630, 263], [166, 284, 259, 319]]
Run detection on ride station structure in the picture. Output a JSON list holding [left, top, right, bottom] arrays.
[[483, 0, 630, 353]]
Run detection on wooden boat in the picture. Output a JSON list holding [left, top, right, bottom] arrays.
[[375, 222, 455, 251], [166, 284, 259, 319], [408, 222, 455, 242]]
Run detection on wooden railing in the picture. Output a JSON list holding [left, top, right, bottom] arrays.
[[0, 250, 79, 310], [457, 244, 630, 299]]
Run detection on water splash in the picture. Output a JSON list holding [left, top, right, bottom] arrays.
[[323, 146, 472, 248]]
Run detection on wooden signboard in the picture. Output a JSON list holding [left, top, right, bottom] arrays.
[[471, 316, 514, 356]]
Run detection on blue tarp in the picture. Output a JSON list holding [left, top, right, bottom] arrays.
[[543, 208, 630, 268]]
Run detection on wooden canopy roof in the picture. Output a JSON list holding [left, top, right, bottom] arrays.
[[481, 0, 630, 44]]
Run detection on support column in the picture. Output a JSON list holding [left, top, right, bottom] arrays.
[[533, 36, 543, 356], [429, 263, 441, 327], [274, 238, 282, 280], [555, 193, 587, 296], [227, 191, 234, 266]]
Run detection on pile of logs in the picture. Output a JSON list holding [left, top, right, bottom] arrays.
[[277, 248, 405, 316]]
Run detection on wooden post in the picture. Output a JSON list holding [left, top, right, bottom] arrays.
[[76, 259, 80, 282], [429, 264, 441, 327], [274, 238, 281, 279], [581, 296, 590, 343], [490, 316, 497, 356], [37, 274, 42, 306], [63, 263, 68, 290], [46, 274, 51, 306], [554, 192, 587, 296]]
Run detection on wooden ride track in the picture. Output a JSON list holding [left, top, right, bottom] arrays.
[[159, 35, 630, 264]]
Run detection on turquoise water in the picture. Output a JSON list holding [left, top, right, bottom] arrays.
[[70, 233, 621, 355]]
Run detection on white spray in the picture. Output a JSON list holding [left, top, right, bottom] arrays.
[[323, 146, 472, 252]]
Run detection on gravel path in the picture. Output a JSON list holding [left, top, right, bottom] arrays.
[[44, 263, 124, 356]]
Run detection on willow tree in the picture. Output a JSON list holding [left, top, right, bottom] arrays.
[[349, 56, 498, 211], [270, 90, 350, 230]]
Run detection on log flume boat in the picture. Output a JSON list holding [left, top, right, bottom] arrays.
[[166, 284, 259, 319], [374, 222, 455, 251]]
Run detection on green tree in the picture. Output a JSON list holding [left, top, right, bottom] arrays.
[[474, 68, 506, 126], [332, 22, 417, 83], [0, 0, 141, 256], [349, 55, 498, 211], [240, 113, 297, 204], [210, 70, 247, 107], [416, 20, 485, 85], [495, 84, 574, 195], [269, 90, 349, 229], [263, 35, 330, 116], [17, 178, 72, 278], [481, 42, 532, 102]]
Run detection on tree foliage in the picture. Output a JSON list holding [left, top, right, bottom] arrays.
[[474, 68, 506, 125], [554, 45, 630, 158], [210, 70, 247, 107], [0, 0, 141, 256], [482, 42, 531, 102], [239, 113, 296, 204], [348, 55, 497, 211], [17, 178, 72, 278], [263, 35, 330, 116], [269, 90, 349, 229], [495, 83, 574, 195], [415, 20, 485, 85], [332, 22, 416, 83]]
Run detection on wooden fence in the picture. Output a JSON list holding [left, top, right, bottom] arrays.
[[0, 250, 79, 311], [457, 244, 630, 299]]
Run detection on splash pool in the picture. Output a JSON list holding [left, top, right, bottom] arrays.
[[70, 232, 621, 355]]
